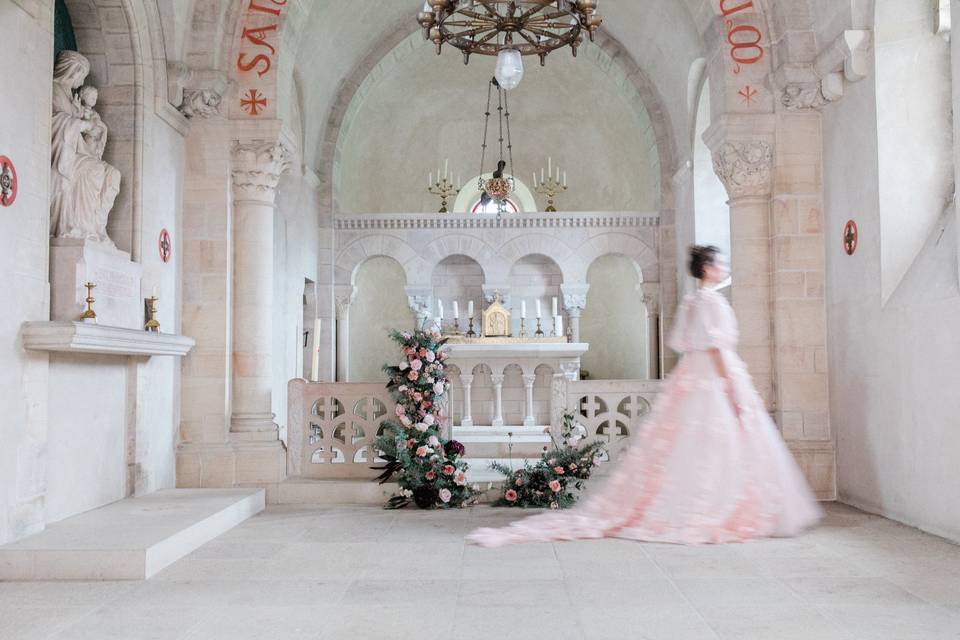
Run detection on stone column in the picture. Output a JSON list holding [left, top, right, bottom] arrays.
[[334, 286, 357, 382], [490, 373, 505, 428], [639, 283, 661, 379], [522, 374, 537, 427], [560, 283, 589, 342], [460, 373, 474, 428], [705, 115, 776, 407], [229, 141, 290, 435], [228, 139, 290, 492]]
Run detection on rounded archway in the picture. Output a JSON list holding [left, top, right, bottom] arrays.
[[349, 256, 415, 382]]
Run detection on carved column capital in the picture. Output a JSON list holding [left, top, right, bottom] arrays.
[[711, 141, 774, 200], [334, 286, 358, 319], [230, 141, 291, 202], [560, 283, 590, 314], [637, 283, 661, 316], [404, 286, 433, 321]]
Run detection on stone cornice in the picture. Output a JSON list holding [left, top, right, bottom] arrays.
[[334, 211, 660, 231]]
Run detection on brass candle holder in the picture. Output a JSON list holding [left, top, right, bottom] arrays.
[[534, 174, 568, 212], [519, 318, 528, 338], [427, 176, 461, 213], [79, 282, 97, 322], [466, 317, 477, 338], [552, 316, 558, 337], [144, 296, 160, 332], [535, 317, 545, 337]]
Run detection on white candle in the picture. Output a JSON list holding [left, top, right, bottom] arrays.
[[457, 175, 461, 190], [429, 171, 432, 187], [556, 166, 560, 182], [533, 172, 538, 187], [445, 158, 449, 179], [541, 167, 544, 183], [556, 315, 563, 337], [536, 299, 542, 319], [453, 301, 459, 318], [548, 156, 552, 176], [152, 286, 158, 298], [468, 300, 474, 318], [521, 300, 527, 318], [437, 299, 444, 320], [552, 297, 558, 317], [563, 171, 567, 187], [310, 318, 322, 382]]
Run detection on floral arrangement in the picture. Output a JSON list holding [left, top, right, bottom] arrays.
[[491, 411, 606, 509], [372, 329, 475, 509]]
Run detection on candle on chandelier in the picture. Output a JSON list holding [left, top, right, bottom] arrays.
[[310, 318, 322, 382], [563, 171, 567, 188], [552, 297, 558, 317], [437, 299, 444, 320], [453, 301, 459, 319], [521, 300, 527, 319], [536, 299, 542, 319], [429, 172, 433, 187], [541, 167, 544, 183], [444, 158, 449, 180], [533, 172, 538, 187], [468, 300, 474, 318], [548, 156, 552, 176], [457, 175, 461, 190]]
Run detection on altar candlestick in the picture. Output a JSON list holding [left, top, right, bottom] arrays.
[[468, 300, 474, 317], [541, 167, 544, 183], [452, 301, 459, 319], [563, 171, 567, 187], [429, 172, 432, 187], [552, 297, 558, 317], [521, 300, 527, 318], [437, 299, 444, 320], [548, 156, 552, 176], [536, 299, 542, 319], [556, 315, 563, 337], [310, 318, 322, 382]]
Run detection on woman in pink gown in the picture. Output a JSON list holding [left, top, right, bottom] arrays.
[[468, 246, 822, 546]]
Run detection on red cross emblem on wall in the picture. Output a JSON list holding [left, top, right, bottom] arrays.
[[240, 89, 267, 116], [0, 156, 18, 207], [159, 228, 172, 263], [843, 220, 858, 256]]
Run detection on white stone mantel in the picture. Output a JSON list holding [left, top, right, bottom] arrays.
[[22, 321, 195, 357], [445, 341, 589, 364]]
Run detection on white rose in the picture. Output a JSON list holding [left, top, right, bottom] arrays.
[[423, 414, 435, 426], [414, 422, 428, 433], [428, 435, 441, 447], [399, 361, 409, 371], [433, 382, 445, 396]]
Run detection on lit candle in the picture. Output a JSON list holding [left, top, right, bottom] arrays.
[[437, 299, 444, 320], [453, 301, 459, 319], [310, 318, 321, 382], [552, 297, 558, 317], [468, 300, 474, 318], [521, 300, 527, 319], [536, 299, 542, 319]]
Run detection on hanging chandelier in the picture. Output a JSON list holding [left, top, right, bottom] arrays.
[[417, 1, 602, 90], [477, 77, 515, 217]]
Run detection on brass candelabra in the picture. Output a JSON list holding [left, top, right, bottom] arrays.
[[79, 282, 97, 322], [534, 174, 568, 212], [427, 176, 461, 213]]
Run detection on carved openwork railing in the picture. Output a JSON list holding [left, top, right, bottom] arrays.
[[288, 378, 663, 479], [287, 380, 393, 480], [565, 380, 662, 462]]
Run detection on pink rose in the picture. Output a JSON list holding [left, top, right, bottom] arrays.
[[515, 478, 523, 487], [425, 350, 436, 363], [439, 351, 449, 360], [415, 446, 429, 457], [434, 382, 445, 396], [569, 463, 578, 471], [427, 435, 441, 447], [553, 466, 565, 475], [399, 415, 412, 427], [407, 371, 419, 381], [414, 422, 428, 433], [395, 404, 405, 417], [418, 348, 428, 357], [455, 471, 467, 486], [505, 490, 518, 502], [423, 414, 435, 426], [549, 480, 561, 492], [410, 359, 423, 371], [425, 471, 436, 480], [412, 392, 423, 402], [442, 464, 455, 476], [407, 438, 417, 449], [439, 488, 452, 503], [548, 459, 557, 466]]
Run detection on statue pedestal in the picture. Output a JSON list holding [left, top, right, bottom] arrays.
[[50, 238, 143, 329]]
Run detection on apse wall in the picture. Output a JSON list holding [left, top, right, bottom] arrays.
[[333, 36, 660, 214], [820, 1, 960, 542]]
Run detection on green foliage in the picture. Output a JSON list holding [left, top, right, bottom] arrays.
[[371, 328, 475, 509], [491, 412, 606, 509]]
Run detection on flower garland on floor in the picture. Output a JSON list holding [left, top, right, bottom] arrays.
[[372, 329, 475, 509], [491, 412, 606, 509]]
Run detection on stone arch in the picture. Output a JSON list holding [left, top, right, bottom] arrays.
[[570, 234, 658, 285], [498, 234, 580, 284], [334, 234, 424, 288], [422, 235, 503, 284], [61, 0, 156, 258]]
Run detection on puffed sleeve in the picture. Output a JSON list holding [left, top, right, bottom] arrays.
[[694, 290, 738, 350]]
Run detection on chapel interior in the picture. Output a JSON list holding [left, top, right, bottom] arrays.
[[0, 0, 959, 638]]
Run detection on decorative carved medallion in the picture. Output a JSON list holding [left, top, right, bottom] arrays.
[[179, 89, 223, 119], [712, 141, 773, 199], [0, 156, 17, 207], [843, 219, 858, 256], [159, 228, 172, 263]]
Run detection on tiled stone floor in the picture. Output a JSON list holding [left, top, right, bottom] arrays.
[[1, 503, 958, 640]]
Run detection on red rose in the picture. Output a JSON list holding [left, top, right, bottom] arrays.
[[442, 464, 455, 476], [425, 471, 436, 480], [553, 466, 565, 475], [505, 490, 518, 502]]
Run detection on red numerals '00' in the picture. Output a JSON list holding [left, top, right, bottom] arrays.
[[719, 0, 764, 74]]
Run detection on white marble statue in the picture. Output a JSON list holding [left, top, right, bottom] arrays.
[[50, 50, 121, 246]]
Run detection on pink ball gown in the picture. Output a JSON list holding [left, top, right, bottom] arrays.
[[467, 287, 822, 547]]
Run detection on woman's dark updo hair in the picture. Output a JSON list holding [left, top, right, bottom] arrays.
[[688, 245, 720, 280]]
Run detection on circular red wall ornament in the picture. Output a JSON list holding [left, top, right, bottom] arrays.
[[159, 228, 172, 263], [0, 156, 18, 207], [843, 219, 858, 256]]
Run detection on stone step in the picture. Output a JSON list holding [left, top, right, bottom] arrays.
[[464, 457, 537, 483], [0, 488, 264, 581], [278, 479, 399, 505]]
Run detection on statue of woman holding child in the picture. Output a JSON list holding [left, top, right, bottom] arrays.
[[50, 50, 121, 246]]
